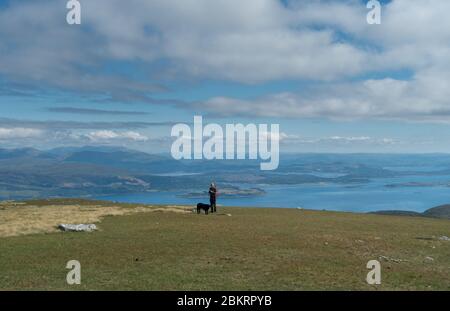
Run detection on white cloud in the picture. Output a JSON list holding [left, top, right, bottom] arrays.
[[0, 128, 43, 139], [85, 130, 148, 142], [281, 134, 398, 146], [329, 136, 371, 142], [196, 73, 450, 121], [259, 131, 289, 142]]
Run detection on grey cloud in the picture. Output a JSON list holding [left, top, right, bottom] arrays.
[[0, 0, 164, 103], [46, 107, 150, 116], [0, 118, 175, 130], [0, 0, 449, 123], [0, 0, 373, 97]]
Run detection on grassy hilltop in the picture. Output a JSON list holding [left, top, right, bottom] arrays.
[[0, 199, 449, 290]]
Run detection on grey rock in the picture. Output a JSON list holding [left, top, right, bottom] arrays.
[[379, 255, 406, 263], [58, 224, 97, 232]]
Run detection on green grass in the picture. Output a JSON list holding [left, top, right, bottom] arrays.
[[0, 201, 449, 290]]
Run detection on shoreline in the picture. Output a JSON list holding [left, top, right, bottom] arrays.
[[2, 197, 449, 220]]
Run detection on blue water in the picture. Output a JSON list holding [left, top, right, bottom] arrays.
[[97, 174, 450, 213]]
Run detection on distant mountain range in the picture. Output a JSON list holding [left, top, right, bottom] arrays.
[[3, 146, 450, 203], [0, 146, 270, 200]]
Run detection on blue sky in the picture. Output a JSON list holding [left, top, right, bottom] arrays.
[[1, 0, 450, 153]]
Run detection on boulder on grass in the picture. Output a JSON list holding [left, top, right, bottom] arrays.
[[58, 224, 97, 232]]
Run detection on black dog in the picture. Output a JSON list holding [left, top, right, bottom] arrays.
[[197, 203, 211, 215]]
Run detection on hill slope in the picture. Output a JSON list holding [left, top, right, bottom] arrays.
[[372, 205, 450, 220], [0, 199, 449, 290], [423, 205, 450, 219]]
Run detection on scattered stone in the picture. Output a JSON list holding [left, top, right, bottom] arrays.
[[438, 236, 450, 241], [226, 214, 232, 217], [424, 256, 434, 263], [379, 255, 406, 263], [58, 224, 97, 232]]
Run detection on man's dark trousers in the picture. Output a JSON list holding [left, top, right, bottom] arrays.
[[210, 198, 216, 213]]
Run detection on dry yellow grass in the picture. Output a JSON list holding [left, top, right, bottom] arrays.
[[0, 202, 192, 237]]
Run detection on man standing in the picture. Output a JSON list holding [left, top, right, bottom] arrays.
[[209, 182, 217, 213]]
